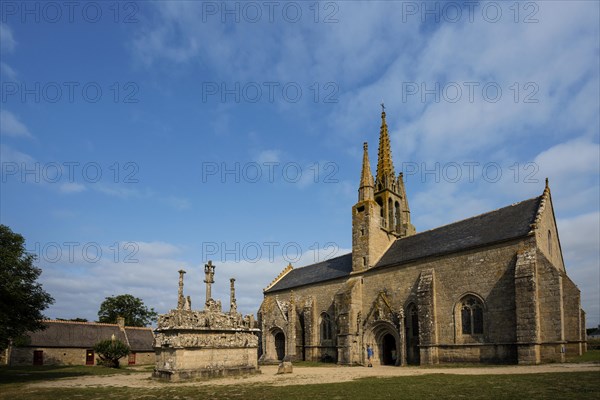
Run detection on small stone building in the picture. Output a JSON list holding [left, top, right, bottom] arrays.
[[8, 318, 154, 366], [258, 107, 586, 366], [153, 263, 260, 381]]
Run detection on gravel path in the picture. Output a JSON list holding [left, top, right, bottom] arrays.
[[28, 363, 600, 388]]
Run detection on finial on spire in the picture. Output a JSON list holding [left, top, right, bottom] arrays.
[[359, 141, 375, 201], [381, 101, 385, 112], [545, 177, 549, 188], [375, 104, 395, 185]]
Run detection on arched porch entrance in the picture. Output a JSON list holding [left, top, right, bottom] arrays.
[[274, 330, 286, 361], [364, 321, 401, 366]]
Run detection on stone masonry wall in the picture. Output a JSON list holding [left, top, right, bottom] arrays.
[[9, 347, 154, 366], [262, 277, 348, 362]]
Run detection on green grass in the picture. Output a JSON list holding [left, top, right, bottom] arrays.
[[0, 371, 598, 400], [0, 364, 145, 384], [292, 360, 338, 368], [567, 349, 600, 363]]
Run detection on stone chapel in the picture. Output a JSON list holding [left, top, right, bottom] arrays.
[[257, 107, 586, 366]]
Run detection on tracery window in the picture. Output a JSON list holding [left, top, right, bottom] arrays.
[[320, 313, 333, 341], [460, 296, 484, 335]]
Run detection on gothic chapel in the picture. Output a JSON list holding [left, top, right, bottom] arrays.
[[258, 107, 586, 366]]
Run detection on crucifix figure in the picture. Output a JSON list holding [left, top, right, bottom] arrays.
[[204, 260, 216, 306]]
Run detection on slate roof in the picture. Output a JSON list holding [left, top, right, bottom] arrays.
[[24, 320, 154, 351], [265, 196, 541, 293], [376, 196, 541, 268], [265, 253, 353, 293]]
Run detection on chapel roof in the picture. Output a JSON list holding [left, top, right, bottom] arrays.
[[21, 320, 154, 351], [264, 196, 541, 293]]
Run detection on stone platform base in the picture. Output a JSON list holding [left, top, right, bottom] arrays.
[[153, 366, 260, 382]]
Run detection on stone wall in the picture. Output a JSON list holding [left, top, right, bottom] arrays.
[[533, 191, 565, 272], [260, 217, 583, 366], [363, 239, 526, 364], [154, 347, 257, 381], [260, 277, 349, 363], [9, 347, 154, 366]]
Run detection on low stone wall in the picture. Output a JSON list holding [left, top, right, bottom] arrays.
[[435, 344, 518, 364]]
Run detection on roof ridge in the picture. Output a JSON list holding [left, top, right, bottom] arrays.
[[289, 252, 352, 272], [43, 319, 151, 329], [263, 263, 294, 292], [401, 196, 542, 239], [44, 319, 119, 327]]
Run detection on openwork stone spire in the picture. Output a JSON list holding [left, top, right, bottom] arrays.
[[375, 103, 395, 189], [358, 142, 375, 201]]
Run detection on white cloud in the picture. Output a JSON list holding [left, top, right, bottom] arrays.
[[0, 62, 17, 79], [256, 149, 281, 164], [557, 212, 600, 327], [162, 195, 191, 210], [59, 182, 86, 194], [0, 24, 16, 53], [0, 110, 32, 138], [0, 144, 35, 164]]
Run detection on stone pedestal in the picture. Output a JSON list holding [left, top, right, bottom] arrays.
[[153, 303, 260, 381]]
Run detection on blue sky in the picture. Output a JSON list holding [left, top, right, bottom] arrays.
[[1, 1, 599, 328]]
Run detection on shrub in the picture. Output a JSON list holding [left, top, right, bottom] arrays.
[[93, 339, 130, 368]]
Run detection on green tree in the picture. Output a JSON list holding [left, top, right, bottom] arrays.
[[93, 338, 130, 368], [97, 294, 157, 327], [0, 225, 54, 349]]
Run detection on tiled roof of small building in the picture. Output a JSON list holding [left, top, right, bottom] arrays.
[[23, 320, 154, 351], [265, 196, 541, 293]]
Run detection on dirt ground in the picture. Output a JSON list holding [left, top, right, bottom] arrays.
[[28, 363, 600, 389]]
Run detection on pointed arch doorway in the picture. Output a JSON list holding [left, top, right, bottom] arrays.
[[364, 321, 401, 366], [405, 303, 420, 365], [274, 331, 286, 361]]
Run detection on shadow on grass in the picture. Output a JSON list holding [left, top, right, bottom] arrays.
[[0, 365, 135, 384]]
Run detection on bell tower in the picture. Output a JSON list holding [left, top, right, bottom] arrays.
[[374, 103, 416, 238], [352, 105, 416, 272]]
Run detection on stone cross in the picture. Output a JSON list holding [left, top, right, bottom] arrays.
[[204, 261, 215, 305], [177, 269, 186, 310]]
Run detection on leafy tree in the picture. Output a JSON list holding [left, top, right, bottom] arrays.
[[0, 224, 54, 349], [97, 294, 157, 327], [93, 338, 130, 368], [57, 318, 88, 322]]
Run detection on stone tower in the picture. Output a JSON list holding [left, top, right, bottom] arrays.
[[352, 105, 416, 272]]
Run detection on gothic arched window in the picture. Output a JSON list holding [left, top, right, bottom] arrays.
[[320, 313, 332, 341], [460, 296, 484, 335]]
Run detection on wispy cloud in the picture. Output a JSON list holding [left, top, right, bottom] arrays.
[[0, 62, 17, 79], [0, 110, 32, 138], [59, 182, 87, 194], [0, 23, 16, 53]]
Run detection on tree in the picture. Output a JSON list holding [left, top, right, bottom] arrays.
[[0, 225, 54, 349], [57, 318, 88, 322], [97, 294, 157, 327], [93, 338, 130, 368]]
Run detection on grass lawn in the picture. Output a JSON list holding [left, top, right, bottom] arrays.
[[0, 364, 146, 384], [0, 368, 598, 400], [1, 353, 598, 400], [567, 349, 600, 363]]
